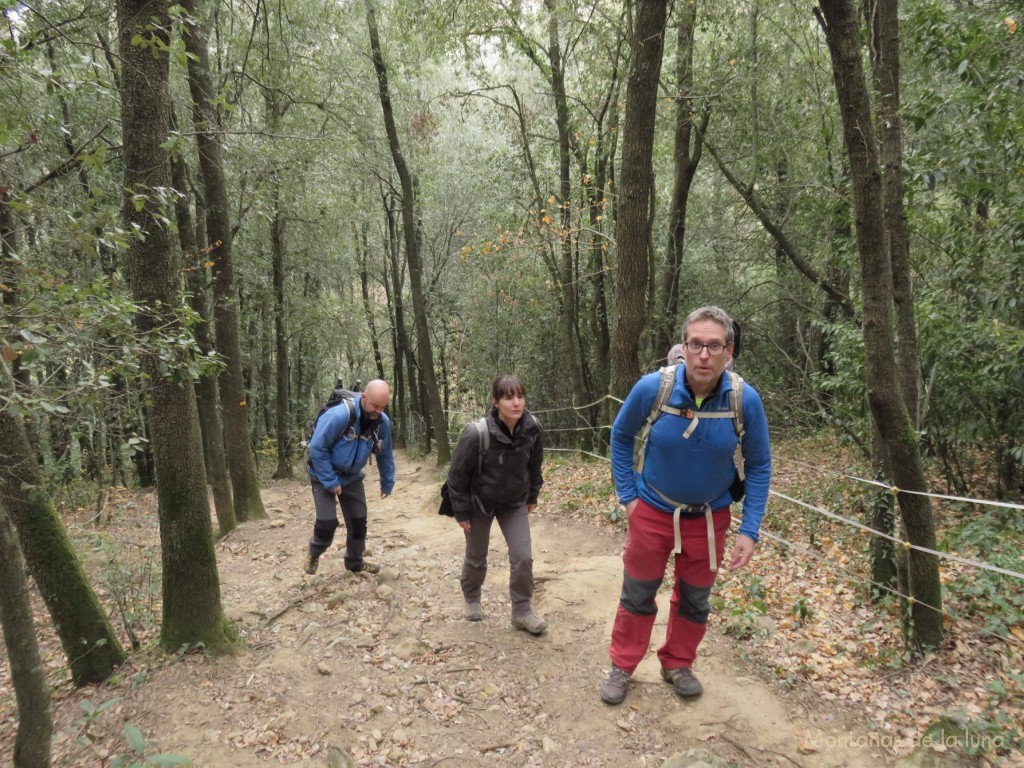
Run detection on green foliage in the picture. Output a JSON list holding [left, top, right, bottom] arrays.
[[722, 574, 770, 640], [943, 508, 1024, 638]]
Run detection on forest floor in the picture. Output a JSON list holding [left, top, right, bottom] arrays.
[[1, 444, 1022, 767]]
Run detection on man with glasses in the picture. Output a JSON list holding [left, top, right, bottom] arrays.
[[600, 306, 772, 705]]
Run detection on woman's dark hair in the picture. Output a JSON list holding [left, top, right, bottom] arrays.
[[492, 374, 526, 402]]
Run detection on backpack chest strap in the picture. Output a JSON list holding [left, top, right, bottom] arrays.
[[659, 405, 737, 439]]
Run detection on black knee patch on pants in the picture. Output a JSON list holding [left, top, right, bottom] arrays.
[[677, 579, 712, 624], [349, 516, 367, 542], [620, 573, 662, 616], [313, 518, 339, 545]]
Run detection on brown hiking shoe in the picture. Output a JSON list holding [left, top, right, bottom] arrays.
[[465, 602, 484, 621], [600, 664, 630, 705], [661, 666, 703, 697], [356, 562, 381, 575], [303, 552, 319, 575]]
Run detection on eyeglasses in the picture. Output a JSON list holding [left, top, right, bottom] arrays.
[[684, 341, 727, 356]]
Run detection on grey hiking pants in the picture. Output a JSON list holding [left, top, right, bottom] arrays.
[[309, 477, 369, 571], [461, 501, 535, 616]]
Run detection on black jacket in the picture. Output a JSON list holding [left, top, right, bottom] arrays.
[[447, 409, 544, 521]]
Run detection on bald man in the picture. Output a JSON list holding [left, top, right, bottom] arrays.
[[304, 379, 396, 575]]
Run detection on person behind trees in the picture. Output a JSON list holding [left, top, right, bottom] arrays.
[[304, 379, 395, 576], [600, 306, 772, 704], [446, 374, 548, 636]]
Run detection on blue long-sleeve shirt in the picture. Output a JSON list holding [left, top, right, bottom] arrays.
[[307, 397, 395, 495], [611, 365, 772, 542]]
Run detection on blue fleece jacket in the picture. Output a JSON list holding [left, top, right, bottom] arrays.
[[611, 365, 772, 542], [307, 397, 395, 495]]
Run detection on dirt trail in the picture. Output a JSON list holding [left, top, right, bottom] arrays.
[[49, 452, 893, 767]]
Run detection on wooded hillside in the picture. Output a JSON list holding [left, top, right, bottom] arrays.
[[1, 0, 1021, 765]]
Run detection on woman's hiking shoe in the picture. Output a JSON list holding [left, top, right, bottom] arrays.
[[511, 611, 548, 636], [600, 665, 630, 705], [661, 666, 704, 697], [465, 602, 484, 621], [303, 553, 319, 575]]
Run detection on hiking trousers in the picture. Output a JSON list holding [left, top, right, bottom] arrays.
[[308, 477, 370, 571], [461, 502, 535, 616], [609, 498, 731, 673]]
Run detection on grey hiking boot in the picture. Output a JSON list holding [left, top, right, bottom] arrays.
[[511, 611, 548, 636], [600, 664, 630, 705], [465, 602, 484, 621], [354, 561, 381, 575], [661, 666, 704, 698], [304, 552, 319, 575]]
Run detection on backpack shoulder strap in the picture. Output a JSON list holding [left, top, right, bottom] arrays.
[[634, 365, 678, 473], [340, 396, 357, 437], [474, 417, 489, 476], [728, 371, 745, 481]]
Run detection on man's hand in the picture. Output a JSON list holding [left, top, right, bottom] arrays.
[[332, 486, 343, 497], [624, 499, 639, 516], [727, 534, 756, 570], [458, 519, 471, 532], [527, 503, 536, 512], [380, 492, 390, 500]]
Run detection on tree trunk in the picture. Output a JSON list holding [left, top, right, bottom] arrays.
[[358, 225, 386, 380], [0, 501, 52, 768], [365, 0, 450, 464], [383, 190, 415, 448], [655, 0, 706, 356], [181, 0, 266, 520], [270, 176, 293, 480], [0, 361, 126, 684], [118, 0, 236, 652], [169, 125, 236, 537], [865, 0, 919, 427], [543, 0, 593, 422], [816, 0, 942, 650], [610, 0, 668, 398]]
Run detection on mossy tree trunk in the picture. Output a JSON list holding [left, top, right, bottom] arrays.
[[169, 120, 237, 537], [180, 0, 267, 521], [118, 0, 236, 652], [0, 362, 126, 685], [816, 0, 943, 650], [0, 500, 52, 768]]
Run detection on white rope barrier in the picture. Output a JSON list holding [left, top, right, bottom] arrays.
[[769, 490, 1024, 582], [777, 458, 1024, 512]]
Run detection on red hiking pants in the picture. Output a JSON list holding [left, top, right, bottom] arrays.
[[608, 498, 731, 673]]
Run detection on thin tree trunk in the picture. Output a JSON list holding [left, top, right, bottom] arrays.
[[816, 0, 942, 650], [119, 0, 235, 652], [181, 0, 266, 520], [610, 0, 668, 398], [365, 0, 449, 463], [543, 0, 592, 420], [358, 225, 386, 379], [0, 501, 52, 768], [169, 123, 236, 536], [383, 190, 415, 448], [865, 0, 919, 427], [270, 176, 293, 479], [656, 0, 707, 356], [0, 361, 126, 684]]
